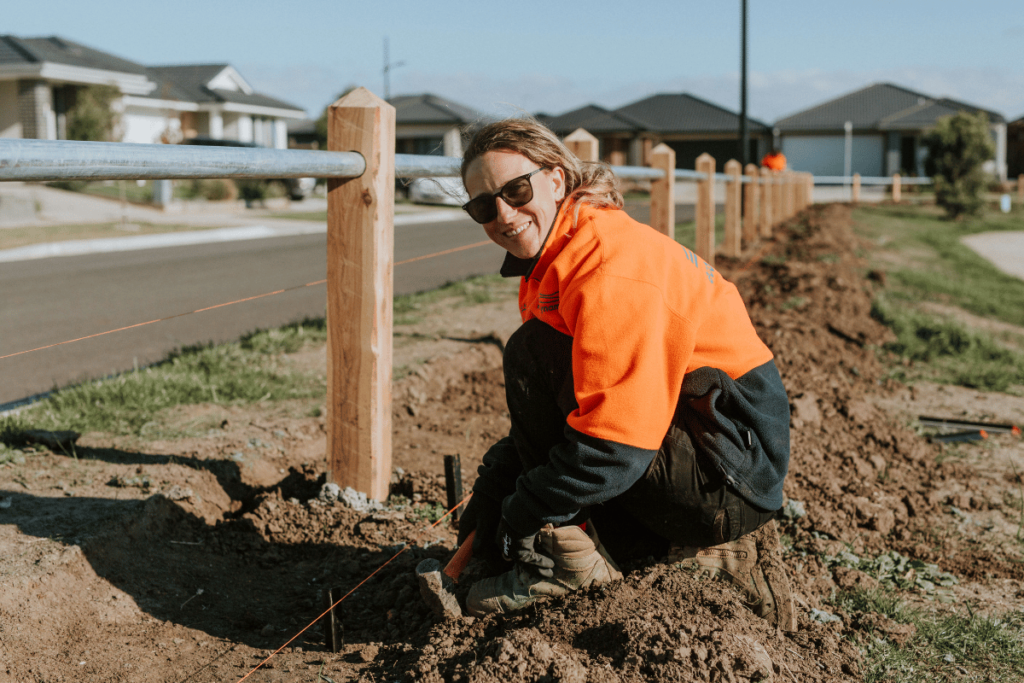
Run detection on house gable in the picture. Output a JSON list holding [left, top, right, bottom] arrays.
[[206, 66, 253, 94]]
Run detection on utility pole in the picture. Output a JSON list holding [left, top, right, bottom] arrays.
[[739, 0, 749, 166], [383, 37, 406, 101]]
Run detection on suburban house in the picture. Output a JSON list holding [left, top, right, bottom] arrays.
[[287, 92, 485, 156], [389, 93, 486, 157], [0, 35, 305, 148], [539, 93, 771, 169], [773, 82, 1007, 180]]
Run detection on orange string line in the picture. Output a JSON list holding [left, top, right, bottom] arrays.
[[235, 491, 474, 683], [0, 280, 326, 361], [2, 239, 495, 362], [395, 240, 491, 266]]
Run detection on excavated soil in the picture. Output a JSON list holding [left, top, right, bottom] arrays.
[[3, 203, 1024, 682]]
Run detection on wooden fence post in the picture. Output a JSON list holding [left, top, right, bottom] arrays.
[[759, 170, 773, 238], [743, 164, 759, 246], [326, 87, 396, 502], [772, 170, 783, 224], [796, 172, 807, 212], [724, 159, 742, 257], [564, 128, 599, 163], [892, 173, 901, 203], [1018, 174, 1023, 204], [852, 173, 861, 203], [695, 153, 716, 266], [783, 172, 796, 219], [649, 143, 676, 240], [806, 173, 815, 208]]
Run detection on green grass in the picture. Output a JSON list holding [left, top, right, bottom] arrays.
[[394, 274, 518, 325], [0, 319, 328, 442], [834, 589, 1024, 683], [853, 204, 1024, 391], [854, 204, 1024, 327], [674, 213, 725, 253], [872, 297, 1024, 391]]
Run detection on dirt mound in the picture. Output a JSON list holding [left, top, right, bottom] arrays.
[[367, 562, 859, 682], [4, 203, 1024, 682]]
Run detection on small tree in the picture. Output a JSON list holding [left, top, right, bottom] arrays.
[[923, 111, 995, 219], [66, 84, 122, 142]]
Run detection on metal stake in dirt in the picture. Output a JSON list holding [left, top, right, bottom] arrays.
[[444, 454, 464, 524], [323, 587, 344, 653]]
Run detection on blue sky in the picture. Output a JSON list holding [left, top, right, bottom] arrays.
[[7, 0, 1024, 122]]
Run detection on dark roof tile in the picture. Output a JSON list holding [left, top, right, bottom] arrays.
[[614, 93, 769, 133], [541, 104, 644, 134], [388, 93, 485, 125], [775, 82, 1004, 131], [0, 35, 147, 74]]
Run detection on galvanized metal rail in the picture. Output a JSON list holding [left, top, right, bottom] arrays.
[[0, 139, 931, 187], [0, 138, 365, 181]]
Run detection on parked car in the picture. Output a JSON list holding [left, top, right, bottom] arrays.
[[407, 176, 468, 206], [181, 136, 316, 200]]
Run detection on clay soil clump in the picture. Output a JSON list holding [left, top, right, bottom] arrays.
[[2, 204, 1024, 682]]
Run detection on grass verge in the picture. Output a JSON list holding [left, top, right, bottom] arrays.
[[0, 318, 327, 443], [835, 589, 1024, 683], [853, 204, 1024, 391], [394, 274, 518, 325]]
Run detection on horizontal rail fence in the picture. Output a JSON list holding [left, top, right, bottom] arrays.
[[2, 90, 927, 501]]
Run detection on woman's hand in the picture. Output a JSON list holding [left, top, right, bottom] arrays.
[[495, 519, 556, 578]]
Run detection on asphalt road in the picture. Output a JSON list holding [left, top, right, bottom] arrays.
[[1, 201, 706, 406]]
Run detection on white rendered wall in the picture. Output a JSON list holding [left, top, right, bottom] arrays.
[[121, 107, 181, 144], [782, 134, 884, 176], [274, 119, 287, 149]]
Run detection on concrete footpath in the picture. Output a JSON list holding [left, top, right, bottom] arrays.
[[961, 232, 1024, 280]]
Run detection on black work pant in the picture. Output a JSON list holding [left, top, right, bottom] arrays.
[[504, 318, 776, 561]]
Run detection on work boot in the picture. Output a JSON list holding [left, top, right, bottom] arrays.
[[672, 520, 797, 631], [466, 522, 622, 617]]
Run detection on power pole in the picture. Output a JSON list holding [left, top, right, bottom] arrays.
[[383, 37, 406, 101], [740, 0, 749, 166]]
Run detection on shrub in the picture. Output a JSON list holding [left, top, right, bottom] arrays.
[[179, 179, 236, 201], [235, 179, 268, 204], [66, 84, 122, 142], [923, 111, 995, 219]]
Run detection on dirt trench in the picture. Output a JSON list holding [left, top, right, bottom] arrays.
[[2, 203, 1024, 682]]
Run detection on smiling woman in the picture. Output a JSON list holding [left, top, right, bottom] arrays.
[[454, 117, 796, 627]]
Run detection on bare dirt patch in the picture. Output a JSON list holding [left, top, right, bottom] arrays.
[[2, 203, 1023, 682]]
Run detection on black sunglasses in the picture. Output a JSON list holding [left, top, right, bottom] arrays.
[[462, 168, 546, 224]]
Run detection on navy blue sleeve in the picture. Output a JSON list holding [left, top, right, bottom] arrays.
[[501, 425, 656, 536], [471, 436, 522, 503]]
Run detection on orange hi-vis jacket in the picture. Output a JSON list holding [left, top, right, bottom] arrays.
[[761, 151, 786, 171], [498, 201, 790, 535]]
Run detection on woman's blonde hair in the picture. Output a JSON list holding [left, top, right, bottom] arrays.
[[461, 118, 623, 210]]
